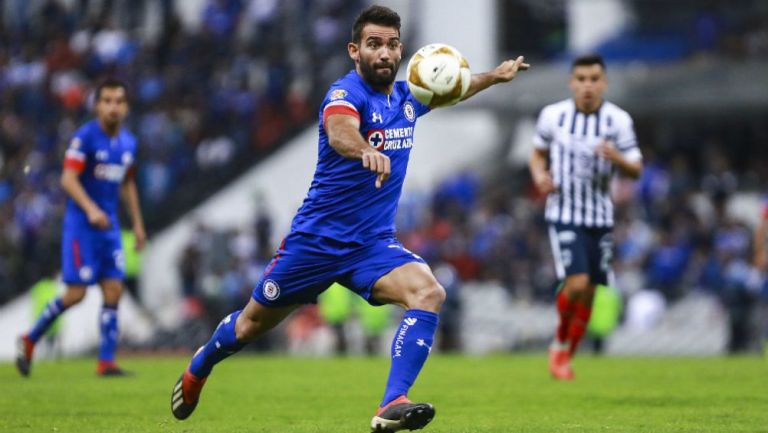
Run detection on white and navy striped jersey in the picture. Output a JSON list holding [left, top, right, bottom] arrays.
[[533, 98, 641, 228]]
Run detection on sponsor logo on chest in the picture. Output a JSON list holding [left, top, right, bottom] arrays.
[[93, 150, 132, 182], [366, 126, 415, 151], [94, 163, 128, 182]]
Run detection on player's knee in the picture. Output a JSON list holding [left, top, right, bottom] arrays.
[[102, 287, 123, 304], [410, 280, 446, 312], [62, 288, 86, 306], [564, 275, 590, 296]]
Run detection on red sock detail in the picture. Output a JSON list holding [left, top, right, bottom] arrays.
[[555, 291, 576, 343], [21, 335, 35, 359], [376, 395, 411, 416], [568, 302, 592, 356], [182, 368, 207, 404]]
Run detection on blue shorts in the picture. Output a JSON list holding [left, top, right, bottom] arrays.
[[548, 223, 613, 285], [252, 232, 426, 307], [61, 227, 125, 285]]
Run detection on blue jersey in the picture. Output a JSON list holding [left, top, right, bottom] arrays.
[[63, 120, 138, 230], [290, 70, 430, 244]]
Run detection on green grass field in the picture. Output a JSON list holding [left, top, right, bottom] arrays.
[[1, 354, 766, 432]]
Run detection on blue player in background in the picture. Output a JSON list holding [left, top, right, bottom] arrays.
[[171, 5, 528, 431], [16, 79, 146, 377]]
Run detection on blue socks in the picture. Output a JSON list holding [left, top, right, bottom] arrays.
[[28, 298, 67, 343], [189, 311, 246, 378], [381, 309, 439, 407], [98, 305, 119, 362], [30, 299, 121, 363], [186, 308, 437, 403]]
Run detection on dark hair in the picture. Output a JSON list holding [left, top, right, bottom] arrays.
[[95, 78, 128, 101], [351, 5, 401, 44], [571, 54, 606, 71]]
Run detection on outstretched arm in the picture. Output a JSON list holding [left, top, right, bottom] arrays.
[[325, 114, 391, 189], [461, 56, 530, 102]]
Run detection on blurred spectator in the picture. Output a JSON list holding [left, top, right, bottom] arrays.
[[196, 133, 235, 170], [624, 289, 667, 331], [433, 262, 462, 352], [644, 227, 693, 300]]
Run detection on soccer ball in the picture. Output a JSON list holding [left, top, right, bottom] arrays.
[[406, 43, 471, 108]]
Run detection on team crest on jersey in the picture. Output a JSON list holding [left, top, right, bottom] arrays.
[[403, 102, 416, 122], [70, 137, 82, 149], [263, 279, 280, 300], [330, 89, 348, 101], [122, 152, 133, 165], [96, 150, 109, 161], [367, 129, 385, 151]]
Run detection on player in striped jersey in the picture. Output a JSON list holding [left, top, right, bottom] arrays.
[[529, 54, 643, 380]]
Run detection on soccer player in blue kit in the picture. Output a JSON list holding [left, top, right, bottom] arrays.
[[16, 79, 146, 377], [171, 5, 528, 431]]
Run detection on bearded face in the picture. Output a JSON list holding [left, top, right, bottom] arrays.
[[351, 23, 402, 89], [359, 54, 400, 87]]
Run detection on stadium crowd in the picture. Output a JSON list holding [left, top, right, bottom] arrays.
[[0, 0, 362, 303]]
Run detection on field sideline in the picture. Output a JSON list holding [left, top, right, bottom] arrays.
[[1, 354, 766, 432]]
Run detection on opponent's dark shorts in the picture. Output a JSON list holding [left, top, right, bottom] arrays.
[[548, 223, 613, 285]]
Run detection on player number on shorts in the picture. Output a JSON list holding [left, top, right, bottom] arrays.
[[599, 236, 613, 272], [113, 250, 126, 271]]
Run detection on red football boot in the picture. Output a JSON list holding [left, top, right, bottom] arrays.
[[549, 346, 575, 381], [171, 368, 208, 420]]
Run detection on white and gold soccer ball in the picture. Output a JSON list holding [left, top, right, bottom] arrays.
[[406, 43, 471, 108]]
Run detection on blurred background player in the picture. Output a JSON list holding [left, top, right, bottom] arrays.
[[16, 79, 146, 377], [170, 5, 528, 432], [528, 54, 642, 380], [318, 282, 393, 355]]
